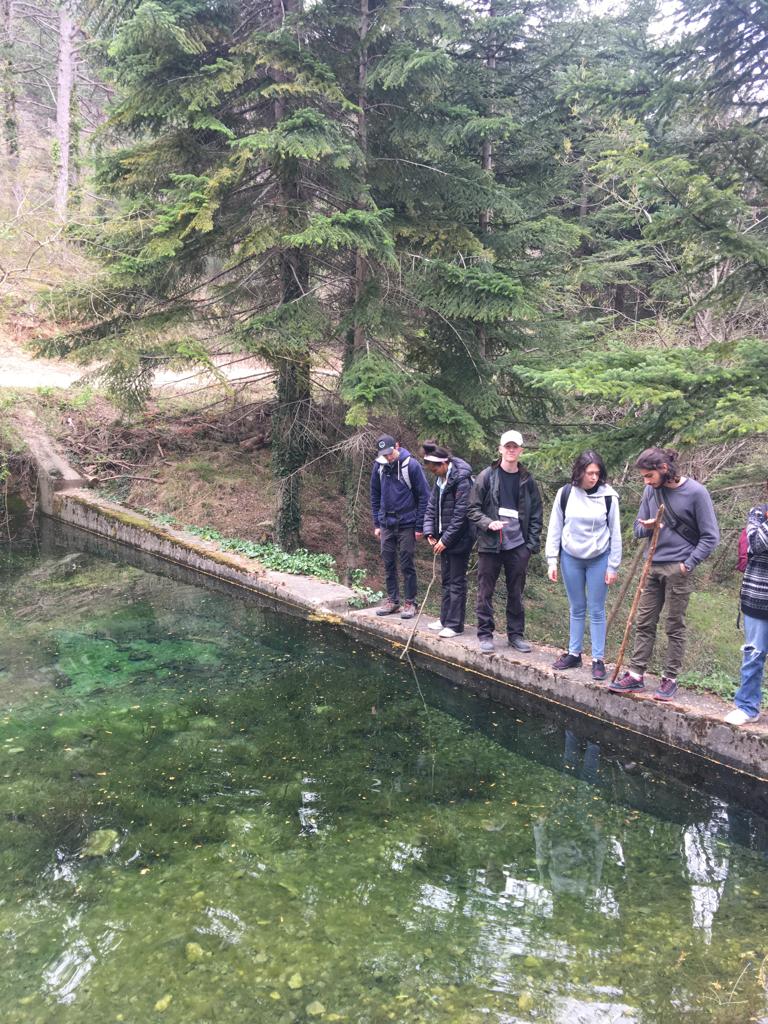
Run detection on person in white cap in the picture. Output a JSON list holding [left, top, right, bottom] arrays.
[[467, 430, 543, 654]]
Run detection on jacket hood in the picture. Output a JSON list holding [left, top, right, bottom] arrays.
[[450, 456, 473, 480], [589, 483, 619, 500]]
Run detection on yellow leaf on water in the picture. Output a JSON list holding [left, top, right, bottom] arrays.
[[154, 994, 173, 1012]]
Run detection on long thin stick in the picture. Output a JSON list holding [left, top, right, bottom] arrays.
[[611, 505, 665, 683], [400, 550, 439, 661]]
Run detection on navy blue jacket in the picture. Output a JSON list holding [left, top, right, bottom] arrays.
[[370, 447, 428, 531], [422, 456, 475, 553]]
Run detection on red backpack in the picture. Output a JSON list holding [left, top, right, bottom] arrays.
[[737, 528, 749, 572]]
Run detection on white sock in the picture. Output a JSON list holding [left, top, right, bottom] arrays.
[[629, 671, 643, 681]]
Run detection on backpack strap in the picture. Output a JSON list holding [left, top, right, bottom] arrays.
[[561, 484, 611, 525], [378, 456, 412, 491]]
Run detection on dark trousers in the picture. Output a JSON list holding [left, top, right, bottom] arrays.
[[440, 548, 471, 632], [476, 545, 531, 640], [380, 525, 417, 604]]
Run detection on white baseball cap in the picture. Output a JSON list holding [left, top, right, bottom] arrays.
[[499, 429, 524, 447]]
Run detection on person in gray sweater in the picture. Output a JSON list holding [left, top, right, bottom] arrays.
[[609, 447, 720, 701], [546, 451, 622, 680]]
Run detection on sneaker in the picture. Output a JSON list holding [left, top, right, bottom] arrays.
[[438, 627, 459, 638], [724, 708, 760, 726], [428, 620, 443, 631], [608, 671, 645, 694], [552, 652, 582, 670], [375, 599, 400, 616], [400, 601, 417, 619], [508, 636, 533, 653], [478, 638, 495, 654], [653, 676, 678, 702], [591, 659, 607, 681]]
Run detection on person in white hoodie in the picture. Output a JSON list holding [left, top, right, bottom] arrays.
[[545, 451, 622, 680]]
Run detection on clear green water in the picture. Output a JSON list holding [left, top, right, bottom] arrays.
[[1, 539, 767, 1024]]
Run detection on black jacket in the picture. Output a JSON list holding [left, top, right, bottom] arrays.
[[422, 456, 475, 554], [467, 461, 543, 554]]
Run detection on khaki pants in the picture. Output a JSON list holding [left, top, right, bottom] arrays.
[[629, 561, 695, 678]]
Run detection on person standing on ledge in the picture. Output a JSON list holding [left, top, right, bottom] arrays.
[[546, 450, 622, 681], [467, 430, 543, 654], [421, 441, 475, 639], [370, 434, 429, 619], [609, 447, 719, 701], [726, 499, 768, 725]]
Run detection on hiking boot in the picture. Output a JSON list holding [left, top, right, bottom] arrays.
[[608, 671, 645, 694], [591, 659, 607, 681], [478, 637, 495, 654], [438, 627, 460, 638], [552, 652, 582, 670], [508, 636, 532, 653], [400, 601, 417, 619], [427, 620, 443, 631], [375, 599, 400, 616], [653, 676, 678, 702], [724, 708, 760, 726]]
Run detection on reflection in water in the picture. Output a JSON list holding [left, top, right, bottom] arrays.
[[0, 540, 767, 1024]]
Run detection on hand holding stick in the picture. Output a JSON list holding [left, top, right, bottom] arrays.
[[611, 505, 665, 683]]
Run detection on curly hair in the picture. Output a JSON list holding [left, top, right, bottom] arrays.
[[634, 447, 681, 484]]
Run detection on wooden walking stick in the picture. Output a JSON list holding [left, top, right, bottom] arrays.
[[611, 504, 665, 683]]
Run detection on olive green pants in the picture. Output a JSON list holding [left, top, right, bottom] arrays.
[[629, 561, 695, 679]]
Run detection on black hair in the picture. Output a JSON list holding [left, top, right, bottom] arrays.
[[571, 450, 607, 488], [421, 439, 451, 460], [634, 447, 681, 484]]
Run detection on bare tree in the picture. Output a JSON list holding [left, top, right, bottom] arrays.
[[54, 1, 75, 219], [1, 0, 18, 158]]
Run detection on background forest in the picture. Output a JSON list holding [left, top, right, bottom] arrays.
[[1, 0, 768, 684]]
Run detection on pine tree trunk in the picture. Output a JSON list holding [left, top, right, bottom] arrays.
[[341, 0, 370, 583], [54, 4, 75, 221], [477, 0, 496, 361], [1, 0, 18, 160]]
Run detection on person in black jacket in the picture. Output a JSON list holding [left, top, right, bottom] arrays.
[[421, 441, 475, 638], [467, 430, 543, 654]]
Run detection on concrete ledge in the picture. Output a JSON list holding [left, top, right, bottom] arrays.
[[51, 489, 358, 615]]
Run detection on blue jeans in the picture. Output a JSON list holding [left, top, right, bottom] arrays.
[[560, 549, 609, 660], [733, 614, 768, 718]]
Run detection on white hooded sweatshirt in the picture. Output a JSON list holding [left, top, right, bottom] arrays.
[[545, 483, 622, 571]]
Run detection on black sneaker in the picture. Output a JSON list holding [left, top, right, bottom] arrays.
[[591, 659, 607, 681], [375, 599, 401, 616], [552, 652, 582, 670], [608, 671, 645, 694], [653, 676, 678, 701]]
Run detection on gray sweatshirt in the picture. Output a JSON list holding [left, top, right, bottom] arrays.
[[633, 478, 719, 571], [546, 484, 622, 571]]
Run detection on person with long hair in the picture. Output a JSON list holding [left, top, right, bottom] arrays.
[[421, 441, 475, 638], [609, 447, 719, 701], [546, 451, 622, 680], [727, 495, 768, 725]]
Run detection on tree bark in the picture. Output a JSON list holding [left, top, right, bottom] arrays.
[[1, 0, 18, 159], [54, 3, 76, 220]]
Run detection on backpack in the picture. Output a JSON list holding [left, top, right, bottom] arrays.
[[737, 528, 749, 572], [560, 483, 612, 525], [378, 456, 411, 491]]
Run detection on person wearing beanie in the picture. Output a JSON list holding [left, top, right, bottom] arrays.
[[370, 434, 429, 619], [421, 441, 476, 639], [467, 430, 543, 654], [546, 450, 622, 681]]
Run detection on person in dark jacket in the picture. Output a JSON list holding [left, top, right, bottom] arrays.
[[467, 430, 543, 654], [421, 441, 475, 638], [370, 434, 429, 618], [726, 500, 768, 724]]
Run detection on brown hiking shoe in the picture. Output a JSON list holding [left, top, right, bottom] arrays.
[[400, 601, 417, 619], [375, 599, 401, 616]]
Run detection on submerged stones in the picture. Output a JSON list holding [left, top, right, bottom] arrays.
[[79, 828, 120, 858]]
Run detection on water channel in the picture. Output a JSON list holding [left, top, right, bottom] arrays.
[[1, 523, 767, 1023]]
